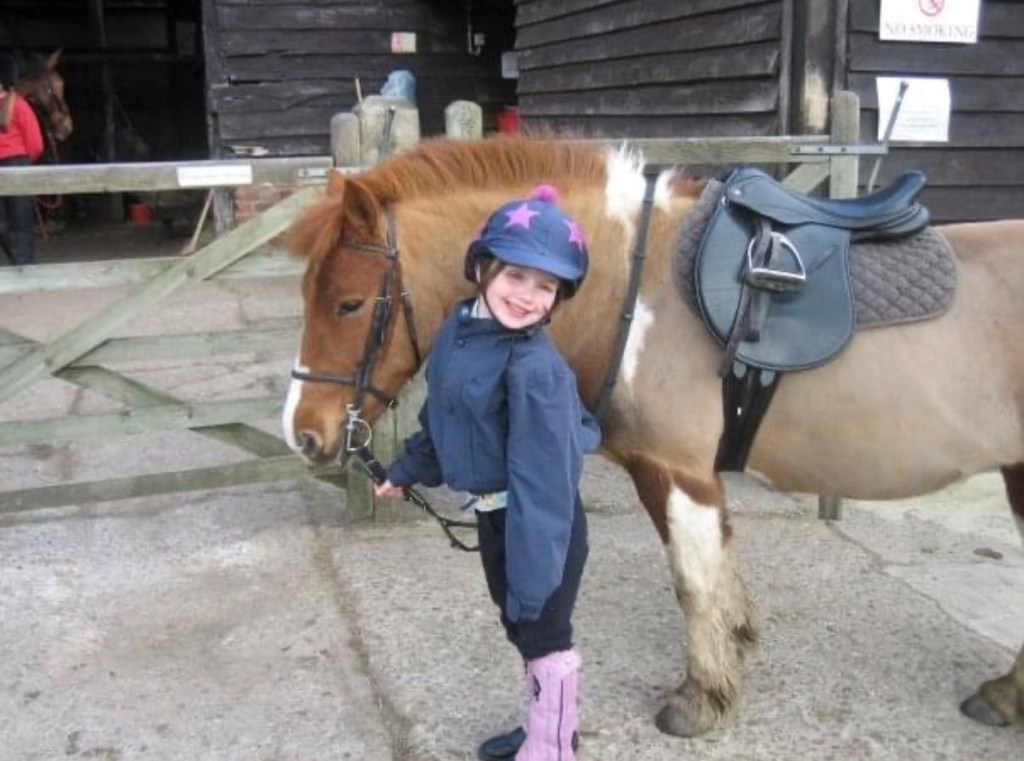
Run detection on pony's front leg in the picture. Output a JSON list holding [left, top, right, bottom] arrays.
[[626, 454, 759, 736]]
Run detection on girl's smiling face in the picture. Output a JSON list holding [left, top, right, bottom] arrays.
[[481, 264, 560, 330]]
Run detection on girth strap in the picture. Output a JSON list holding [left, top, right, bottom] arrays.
[[715, 363, 780, 472], [594, 175, 657, 422]]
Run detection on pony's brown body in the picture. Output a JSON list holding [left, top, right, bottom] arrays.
[[283, 137, 1024, 734]]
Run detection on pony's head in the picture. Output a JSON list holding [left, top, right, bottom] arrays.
[[15, 50, 73, 143], [282, 135, 623, 462], [283, 172, 423, 462]]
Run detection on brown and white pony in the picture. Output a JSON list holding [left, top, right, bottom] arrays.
[[281, 136, 1024, 735]]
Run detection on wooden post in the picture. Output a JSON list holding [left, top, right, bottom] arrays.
[[829, 90, 860, 199], [818, 495, 843, 521], [344, 98, 422, 519], [818, 89, 861, 521], [343, 98, 431, 521], [330, 112, 360, 167], [445, 101, 483, 139], [354, 96, 420, 165], [89, 0, 122, 222], [199, 0, 235, 236], [369, 371, 428, 522], [789, 0, 839, 135]]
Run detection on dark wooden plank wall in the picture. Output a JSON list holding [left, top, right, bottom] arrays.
[[845, 0, 1024, 222], [209, 0, 515, 156], [514, 0, 787, 138]]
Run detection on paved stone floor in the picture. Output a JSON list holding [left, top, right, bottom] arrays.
[[0, 244, 1021, 760]]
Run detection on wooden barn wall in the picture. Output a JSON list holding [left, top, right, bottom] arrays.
[[513, 0, 788, 138], [1, 0, 207, 163], [844, 0, 1024, 223], [206, 0, 516, 156]]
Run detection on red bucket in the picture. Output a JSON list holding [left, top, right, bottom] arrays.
[[497, 106, 520, 134], [129, 203, 154, 224]]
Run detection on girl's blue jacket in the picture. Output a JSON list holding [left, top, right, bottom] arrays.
[[386, 300, 601, 621]]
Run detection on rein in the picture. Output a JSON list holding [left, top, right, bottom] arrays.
[[343, 411, 479, 552], [290, 208, 478, 552]]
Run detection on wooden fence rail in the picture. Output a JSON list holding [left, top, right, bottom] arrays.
[[0, 156, 333, 197], [0, 137, 868, 198]]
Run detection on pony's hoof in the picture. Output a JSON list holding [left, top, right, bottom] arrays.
[[654, 684, 727, 737], [960, 693, 1010, 727]]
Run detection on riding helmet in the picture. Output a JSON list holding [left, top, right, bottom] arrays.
[[464, 185, 589, 298]]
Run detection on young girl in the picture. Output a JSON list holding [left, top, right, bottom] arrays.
[[376, 186, 599, 761]]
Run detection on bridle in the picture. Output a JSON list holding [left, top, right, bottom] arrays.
[[20, 72, 71, 147], [290, 207, 478, 551], [290, 210, 421, 411]]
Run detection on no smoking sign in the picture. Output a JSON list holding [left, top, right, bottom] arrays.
[[880, 0, 979, 43]]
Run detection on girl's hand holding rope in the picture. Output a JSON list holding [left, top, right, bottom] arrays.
[[374, 479, 404, 498]]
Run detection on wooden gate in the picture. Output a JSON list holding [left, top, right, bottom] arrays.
[[0, 157, 347, 515]]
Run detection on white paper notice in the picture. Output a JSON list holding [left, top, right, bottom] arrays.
[[876, 77, 951, 143], [391, 32, 417, 54], [879, 0, 980, 44], [177, 164, 253, 188]]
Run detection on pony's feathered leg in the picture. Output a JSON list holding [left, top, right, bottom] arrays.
[[626, 454, 758, 736], [960, 463, 1024, 726]]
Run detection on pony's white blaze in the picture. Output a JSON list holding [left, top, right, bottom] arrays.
[[621, 297, 655, 392], [665, 486, 723, 600], [282, 358, 308, 452]]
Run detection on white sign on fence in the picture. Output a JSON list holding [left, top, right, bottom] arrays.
[[177, 164, 253, 188], [879, 0, 980, 44], [877, 77, 951, 142]]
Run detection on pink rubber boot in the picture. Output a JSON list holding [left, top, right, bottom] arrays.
[[516, 649, 581, 761]]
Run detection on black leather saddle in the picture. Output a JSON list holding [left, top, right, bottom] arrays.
[[693, 166, 930, 470], [696, 167, 929, 373]]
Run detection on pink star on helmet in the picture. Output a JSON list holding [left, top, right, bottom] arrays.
[[504, 202, 540, 229], [565, 219, 586, 250]]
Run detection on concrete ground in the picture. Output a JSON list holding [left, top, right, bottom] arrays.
[[1, 248, 1022, 760], [28, 203, 214, 266]]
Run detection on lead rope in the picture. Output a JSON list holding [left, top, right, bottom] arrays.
[[344, 405, 479, 552]]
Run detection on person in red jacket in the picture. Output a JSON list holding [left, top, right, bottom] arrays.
[[0, 53, 44, 266]]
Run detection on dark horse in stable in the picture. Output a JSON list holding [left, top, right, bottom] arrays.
[[8, 49, 74, 150], [281, 136, 1024, 735]]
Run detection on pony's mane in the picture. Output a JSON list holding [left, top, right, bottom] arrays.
[[286, 135, 612, 262], [356, 134, 610, 204]]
